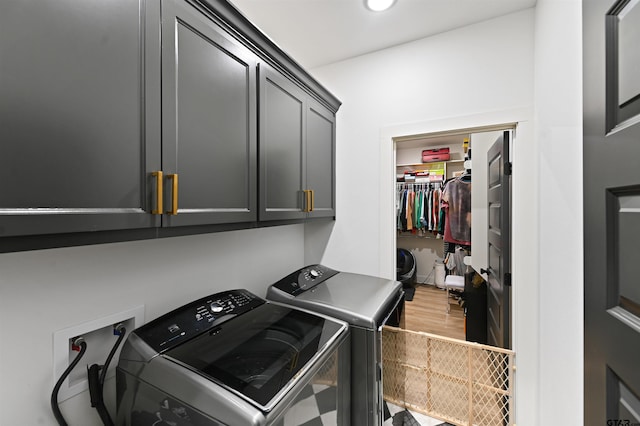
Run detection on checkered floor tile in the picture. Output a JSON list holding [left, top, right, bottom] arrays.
[[283, 384, 338, 426], [280, 382, 452, 426], [383, 401, 453, 426]]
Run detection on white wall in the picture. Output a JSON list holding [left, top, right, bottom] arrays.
[[312, 9, 535, 279], [534, 0, 584, 424], [0, 225, 305, 425], [311, 3, 583, 425]]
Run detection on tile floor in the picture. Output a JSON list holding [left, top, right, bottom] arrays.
[[384, 401, 453, 426], [281, 382, 453, 426]]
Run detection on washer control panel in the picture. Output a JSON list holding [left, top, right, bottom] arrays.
[[134, 289, 263, 353], [271, 264, 339, 296]]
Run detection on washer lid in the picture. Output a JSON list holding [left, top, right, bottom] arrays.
[[163, 302, 346, 412], [269, 269, 403, 329]]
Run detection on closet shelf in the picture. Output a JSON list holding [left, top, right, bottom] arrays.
[[396, 159, 464, 168], [397, 233, 442, 240]]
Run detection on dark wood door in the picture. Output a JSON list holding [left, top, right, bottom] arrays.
[[486, 131, 511, 349], [584, 0, 640, 423], [161, 0, 257, 227]]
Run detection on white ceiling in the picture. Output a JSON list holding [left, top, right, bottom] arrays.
[[228, 0, 536, 69]]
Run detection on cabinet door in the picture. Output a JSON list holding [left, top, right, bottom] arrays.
[[306, 98, 336, 219], [0, 0, 157, 237], [258, 64, 307, 221], [161, 0, 257, 227]]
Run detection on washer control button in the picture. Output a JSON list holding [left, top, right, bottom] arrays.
[[210, 302, 224, 313]]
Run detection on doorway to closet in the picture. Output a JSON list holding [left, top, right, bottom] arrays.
[[382, 123, 517, 426], [394, 125, 514, 349]]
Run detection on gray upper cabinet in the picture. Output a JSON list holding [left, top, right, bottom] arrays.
[[159, 0, 257, 226], [0, 0, 338, 242], [0, 0, 157, 237], [306, 98, 336, 219], [259, 64, 307, 221], [259, 64, 336, 221]]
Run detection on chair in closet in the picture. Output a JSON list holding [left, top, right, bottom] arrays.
[[444, 274, 464, 313]]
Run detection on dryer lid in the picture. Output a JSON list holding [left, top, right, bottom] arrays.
[[268, 267, 404, 329]]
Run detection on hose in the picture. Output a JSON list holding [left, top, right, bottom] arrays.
[[99, 325, 125, 386], [89, 325, 126, 426], [51, 339, 87, 426], [88, 364, 113, 426]]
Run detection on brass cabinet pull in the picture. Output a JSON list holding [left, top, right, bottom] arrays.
[[301, 189, 315, 213], [167, 173, 178, 215], [151, 171, 163, 215], [310, 189, 314, 212], [302, 190, 311, 212], [302, 190, 307, 212]]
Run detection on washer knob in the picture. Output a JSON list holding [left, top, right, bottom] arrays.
[[310, 269, 320, 278], [210, 302, 224, 313]]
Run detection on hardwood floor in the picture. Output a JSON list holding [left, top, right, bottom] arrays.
[[402, 284, 465, 340], [388, 285, 511, 425]]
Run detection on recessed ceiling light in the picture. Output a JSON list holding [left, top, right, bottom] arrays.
[[365, 0, 396, 12]]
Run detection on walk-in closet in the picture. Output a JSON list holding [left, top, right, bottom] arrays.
[[394, 127, 513, 346], [384, 127, 515, 425]]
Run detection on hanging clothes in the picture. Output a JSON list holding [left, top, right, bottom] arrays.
[[441, 176, 471, 245], [432, 187, 441, 232], [413, 187, 421, 231], [396, 185, 403, 230], [398, 187, 408, 231], [408, 187, 414, 231], [444, 245, 470, 276], [396, 182, 443, 235]]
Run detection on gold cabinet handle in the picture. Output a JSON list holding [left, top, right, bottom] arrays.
[[151, 171, 163, 215], [310, 189, 314, 212], [302, 190, 307, 212], [303, 190, 311, 212], [167, 173, 178, 215]]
